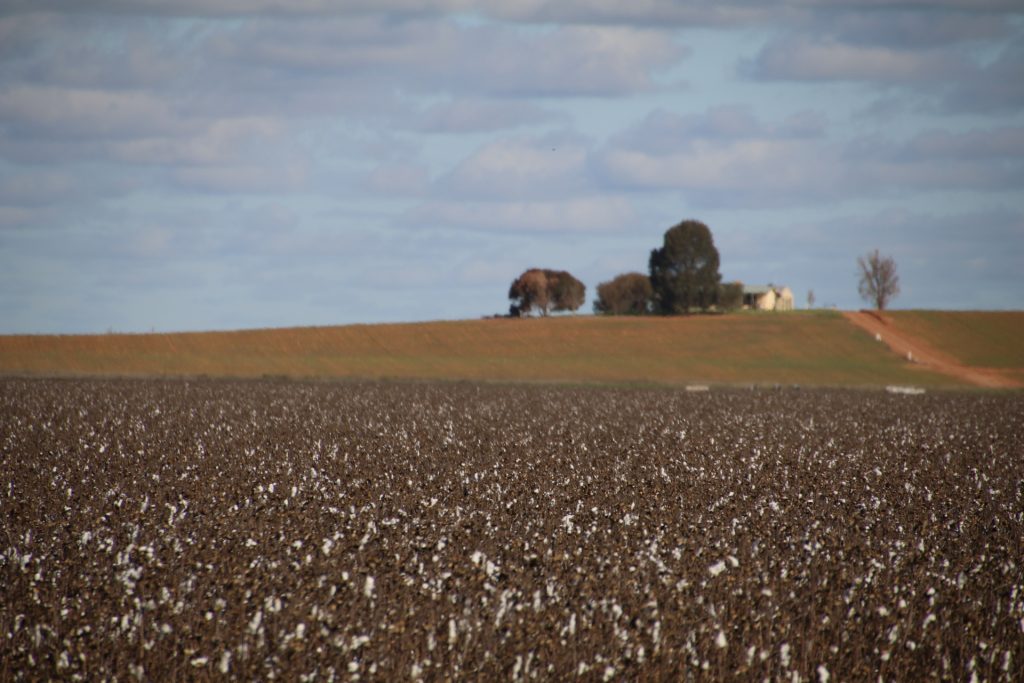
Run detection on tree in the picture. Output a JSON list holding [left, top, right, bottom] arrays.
[[594, 272, 653, 315], [717, 281, 744, 311], [649, 219, 722, 314], [508, 268, 585, 316], [548, 270, 586, 313], [857, 249, 900, 310]]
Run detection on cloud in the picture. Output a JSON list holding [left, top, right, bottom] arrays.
[[210, 18, 684, 98], [944, 38, 1024, 112], [596, 108, 840, 205], [0, 86, 184, 140], [845, 127, 1024, 192], [409, 98, 564, 134], [744, 16, 1023, 113], [410, 196, 638, 234], [438, 133, 594, 200], [813, 8, 1012, 48], [0, 206, 35, 229], [745, 37, 971, 83], [0, 170, 74, 206], [112, 117, 285, 167], [597, 108, 1024, 207], [609, 106, 826, 153], [363, 163, 431, 196], [170, 161, 308, 194]]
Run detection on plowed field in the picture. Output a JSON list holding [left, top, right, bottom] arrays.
[[2, 379, 1022, 681]]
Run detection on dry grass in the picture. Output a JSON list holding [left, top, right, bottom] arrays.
[[885, 311, 1024, 383], [0, 311, 1002, 388]]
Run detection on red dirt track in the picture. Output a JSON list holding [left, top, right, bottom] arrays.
[[843, 311, 1020, 389]]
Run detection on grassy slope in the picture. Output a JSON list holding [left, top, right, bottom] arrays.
[[0, 310, 969, 388], [885, 310, 1024, 385]]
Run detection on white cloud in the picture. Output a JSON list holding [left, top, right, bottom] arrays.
[[596, 109, 1024, 208], [409, 99, 563, 133], [111, 117, 285, 166], [439, 134, 594, 200], [363, 163, 431, 196], [411, 196, 637, 234], [746, 37, 970, 83], [171, 162, 308, 194], [0, 86, 184, 139], [210, 18, 684, 97]]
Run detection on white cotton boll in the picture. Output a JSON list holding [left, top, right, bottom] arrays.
[[817, 664, 830, 683], [248, 611, 262, 634], [727, 555, 739, 568], [364, 576, 376, 599], [715, 631, 728, 649], [218, 651, 231, 674], [780, 643, 791, 667], [603, 665, 617, 681], [709, 560, 727, 577]]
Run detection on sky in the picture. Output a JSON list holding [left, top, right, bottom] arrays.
[[1, 1, 1022, 334]]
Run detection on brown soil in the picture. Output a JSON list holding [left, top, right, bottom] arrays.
[[843, 310, 1021, 389], [3, 378, 1023, 680]]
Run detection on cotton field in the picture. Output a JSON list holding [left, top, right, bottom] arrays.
[[2, 378, 1022, 681]]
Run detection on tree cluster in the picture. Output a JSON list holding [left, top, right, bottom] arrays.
[[594, 219, 734, 316], [593, 273, 653, 315], [508, 268, 586, 317], [507, 219, 901, 317]]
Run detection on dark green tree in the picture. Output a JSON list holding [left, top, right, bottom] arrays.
[[717, 281, 744, 311], [594, 272, 653, 315], [649, 219, 722, 314]]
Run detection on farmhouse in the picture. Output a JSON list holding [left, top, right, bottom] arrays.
[[743, 284, 794, 311]]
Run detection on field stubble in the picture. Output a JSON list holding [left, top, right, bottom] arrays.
[[2, 378, 1022, 681]]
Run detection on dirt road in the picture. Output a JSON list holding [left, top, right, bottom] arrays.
[[843, 311, 1020, 389]]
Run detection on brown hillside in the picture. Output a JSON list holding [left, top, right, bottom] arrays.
[[0, 312, 973, 388], [844, 310, 1023, 388]]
